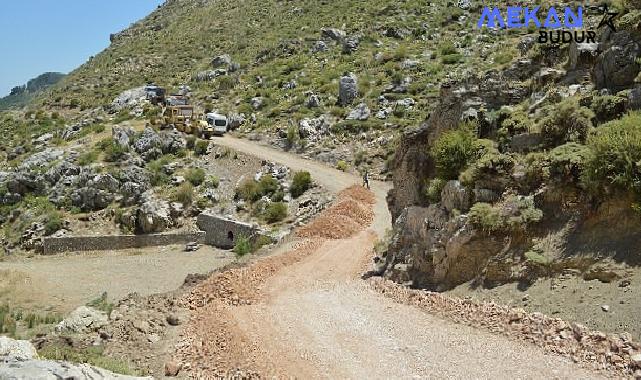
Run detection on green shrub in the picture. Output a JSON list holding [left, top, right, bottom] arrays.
[[591, 95, 627, 124], [186, 135, 196, 149], [425, 178, 446, 203], [184, 167, 206, 186], [172, 182, 194, 206], [438, 42, 458, 56], [460, 151, 514, 187], [257, 174, 279, 196], [87, 292, 114, 315], [44, 211, 63, 236], [96, 139, 129, 162], [431, 125, 478, 179], [78, 150, 99, 166], [205, 175, 220, 189], [286, 124, 299, 148], [549, 142, 590, 182], [233, 235, 252, 257], [539, 98, 594, 146], [146, 155, 173, 186], [194, 140, 209, 155], [336, 160, 348, 171], [441, 53, 462, 65], [39, 345, 139, 376], [291, 171, 312, 198], [494, 51, 514, 65], [236, 178, 261, 202], [468, 195, 543, 233], [262, 202, 288, 223], [583, 111, 641, 197]]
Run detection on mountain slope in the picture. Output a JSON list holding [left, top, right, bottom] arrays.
[[0, 72, 65, 111]]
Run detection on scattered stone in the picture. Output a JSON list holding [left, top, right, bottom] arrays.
[[601, 305, 610, 312], [164, 359, 182, 377], [185, 242, 200, 252]]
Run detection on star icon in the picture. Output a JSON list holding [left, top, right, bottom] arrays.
[[597, 4, 619, 32]]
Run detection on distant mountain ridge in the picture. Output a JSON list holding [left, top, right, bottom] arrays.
[[0, 72, 65, 111]]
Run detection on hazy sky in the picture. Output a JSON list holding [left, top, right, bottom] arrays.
[[0, 0, 164, 96]]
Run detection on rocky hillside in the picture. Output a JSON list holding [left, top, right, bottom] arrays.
[[33, 0, 543, 175], [0, 72, 65, 111], [378, 4, 641, 336]]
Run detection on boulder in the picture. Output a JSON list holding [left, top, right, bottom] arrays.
[[136, 193, 173, 234], [568, 42, 598, 70], [0, 356, 152, 380], [227, 113, 245, 130], [342, 36, 359, 54], [306, 94, 321, 108], [251, 97, 264, 110], [311, 40, 328, 53], [338, 73, 358, 106], [112, 125, 135, 148], [111, 86, 147, 112], [440, 180, 471, 212], [134, 127, 163, 161], [159, 130, 187, 154], [56, 306, 108, 333], [593, 31, 641, 91], [211, 54, 232, 68], [0, 337, 38, 360], [298, 116, 331, 140], [346, 103, 371, 120], [321, 27, 346, 42]]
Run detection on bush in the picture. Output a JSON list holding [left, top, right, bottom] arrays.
[[425, 178, 446, 203], [39, 345, 138, 376], [257, 174, 279, 196], [262, 202, 288, 223], [539, 98, 594, 146], [184, 167, 206, 186], [336, 160, 348, 171], [438, 42, 458, 56], [78, 150, 99, 166], [468, 195, 543, 233], [591, 95, 627, 124], [44, 211, 63, 236], [431, 125, 478, 179], [233, 235, 252, 257], [205, 175, 220, 189], [441, 53, 462, 65], [290, 171, 312, 198], [146, 155, 173, 186], [494, 51, 514, 65], [194, 140, 209, 155], [96, 139, 129, 162], [583, 111, 641, 197], [236, 178, 261, 202], [172, 182, 194, 206], [286, 124, 299, 148], [549, 142, 590, 182], [186, 135, 196, 149]]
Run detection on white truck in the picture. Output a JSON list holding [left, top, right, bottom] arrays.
[[198, 112, 228, 138]]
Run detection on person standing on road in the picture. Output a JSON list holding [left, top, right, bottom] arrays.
[[362, 170, 370, 190]]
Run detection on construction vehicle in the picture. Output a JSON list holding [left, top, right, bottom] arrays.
[[197, 112, 228, 138], [145, 85, 166, 105], [161, 105, 197, 133]]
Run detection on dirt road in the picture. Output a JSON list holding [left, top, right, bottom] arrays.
[[181, 136, 603, 379]]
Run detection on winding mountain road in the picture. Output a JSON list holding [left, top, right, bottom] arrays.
[[195, 136, 603, 379]]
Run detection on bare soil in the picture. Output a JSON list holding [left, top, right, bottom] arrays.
[[0, 245, 234, 314]]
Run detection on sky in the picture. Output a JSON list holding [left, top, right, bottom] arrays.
[[0, 0, 164, 96]]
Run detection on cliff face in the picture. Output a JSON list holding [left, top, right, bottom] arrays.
[[381, 27, 641, 290]]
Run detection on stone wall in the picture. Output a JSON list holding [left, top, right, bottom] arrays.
[[196, 213, 261, 249], [43, 232, 205, 255]]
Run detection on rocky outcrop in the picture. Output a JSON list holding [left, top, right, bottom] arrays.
[[0, 337, 151, 379], [338, 73, 358, 106], [387, 84, 463, 222], [593, 31, 641, 91], [135, 192, 174, 234], [56, 306, 109, 333]]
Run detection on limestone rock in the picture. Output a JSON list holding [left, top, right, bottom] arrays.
[[0, 337, 38, 360], [338, 73, 358, 106], [56, 306, 109, 333]]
